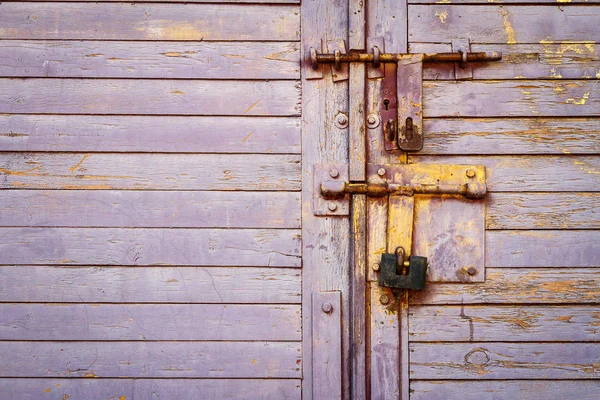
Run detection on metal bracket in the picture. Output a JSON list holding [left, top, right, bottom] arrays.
[[452, 39, 473, 80], [397, 54, 424, 151], [367, 37, 385, 79], [313, 164, 350, 216], [327, 39, 349, 82]]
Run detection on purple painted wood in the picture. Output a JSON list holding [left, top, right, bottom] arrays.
[[0, 304, 301, 341], [0, 153, 301, 190], [410, 305, 600, 342], [0, 341, 302, 378], [410, 342, 600, 379], [0, 191, 301, 228], [0, 3, 300, 41], [0, 266, 300, 303], [0, 379, 301, 400], [0, 227, 301, 266], [486, 230, 600, 267], [312, 291, 342, 400], [0, 79, 301, 116], [0, 41, 300, 79]]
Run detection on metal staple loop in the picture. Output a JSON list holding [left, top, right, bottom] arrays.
[[334, 50, 342, 70], [372, 46, 381, 68]]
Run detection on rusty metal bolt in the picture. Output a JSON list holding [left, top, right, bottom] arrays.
[[466, 267, 477, 276], [377, 168, 386, 177], [466, 169, 476, 179], [335, 113, 349, 128], [329, 169, 339, 179], [367, 115, 377, 125], [372, 262, 381, 271], [327, 202, 338, 212], [366, 114, 380, 129], [379, 294, 390, 305], [322, 302, 333, 313]]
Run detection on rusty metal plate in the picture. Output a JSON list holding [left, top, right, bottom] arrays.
[[368, 163, 486, 189], [412, 195, 485, 283], [313, 163, 350, 216]]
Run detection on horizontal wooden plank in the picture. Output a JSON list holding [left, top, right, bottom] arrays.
[[487, 193, 600, 229], [487, 230, 600, 267], [409, 305, 600, 342], [0, 379, 301, 400], [0, 115, 301, 153], [0, 153, 301, 190], [0, 304, 301, 341], [0, 41, 300, 79], [423, 80, 599, 117], [410, 155, 600, 192], [0, 79, 301, 116], [0, 228, 301, 266], [409, 5, 600, 44], [413, 43, 600, 80], [411, 381, 600, 400], [421, 118, 600, 155], [410, 268, 600, 305], [0, 266, 301, 303], [410, 342, 600, 379], [0, 341, 302, 378], [0, 191, 301, 228], [411, 0, 599, 3], [0, 3, 300, 41]]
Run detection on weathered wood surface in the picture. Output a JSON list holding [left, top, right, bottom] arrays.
[[410, 155, 600, 192], [0, 228, 301, 266], [312, 292, 342, 400], [486, 230, 599, 267], [410, 342, 600, 379], [0, 266, 300, 303], [421, 118, 600, 155], [0, 3, 300, 41], [0, 341, 302, 378], [411, 380, 600, 400], [0, 153, 301, 190], [410, 305, 600, 342], [0, 303, 301, 341], [0, 79, 301, 116], [411, 0, 599, 3], [0, 115, 301, 153], [0, 190, 301, 228], [410, 268, 600, 305], [423, 80, 599, 117], [487, 193, 600, 230], [0, 41, 300, 79], [0, 379, 301, 400], [409, 6, 600, 44]]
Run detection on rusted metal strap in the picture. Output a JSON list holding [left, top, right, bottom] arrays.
[[311, 49, 502, 66]]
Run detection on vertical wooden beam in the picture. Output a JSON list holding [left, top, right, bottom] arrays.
[[351, 194, 367, 399], [349, 63, 367, 182], [301, 0, 349, 398], [312, 291, 342, 400]]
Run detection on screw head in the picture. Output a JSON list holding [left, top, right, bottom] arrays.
[[329, 169, 339, 179], [336, 113, 348, 126], [372, 262, 381, 271], [327, 202, 338, 212], [466, 267, 477, 276], [377, 168, 386, 177], [466, 169, 476, 178], [322, 302, 333, 313], [379, 294, 390, 305]]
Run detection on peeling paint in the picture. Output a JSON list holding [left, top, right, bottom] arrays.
[[500, 8, 516, 45], [435, 10, 448, 24]]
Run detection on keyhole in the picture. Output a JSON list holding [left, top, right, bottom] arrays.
[[383, 98, 390, 111]]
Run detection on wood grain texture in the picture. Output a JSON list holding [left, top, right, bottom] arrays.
[[423, 80, 599, 117], [0, 379, 301, 400], [411, 0, 599, 3], [486, 230, 600, 267], [0, 41, 300, 79], [410, 268, 600, 305], [0, 153, 301, 190], [421, 118, 600, 155], [0, 341, 302, 378], [409, 305, 600, 342], [0, 190, 301, 228], [409, 5, 600, 44], [312, 292, 342, 400], [0, 115, 301, 153], [411, 381, 600, 400], [486, 193, 600, 230], [0, 227, 301, 266], [0, 266, 301, 304], [410, 342, 600, 379], [349, 62, 367, 181], [410, 155, 600, 192], [0, 304, 301, 341], [0, 3, 300, 41], [0, 79, 301, 116]]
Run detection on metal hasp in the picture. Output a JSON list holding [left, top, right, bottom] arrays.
[[310, 47, 502, 152], [380, 247, 428, 290]]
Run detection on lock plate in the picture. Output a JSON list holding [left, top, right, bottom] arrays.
[[379, 252, 428, 290]]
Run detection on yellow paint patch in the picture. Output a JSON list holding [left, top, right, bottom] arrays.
[[45, 388, 52, 393], [83, 372, 97, 378], [241, 132, 254, 144], [244, 100, 261, 114], [553, 86, 565, 93], [62, 395, 69, 400], [557, 0, 571, 2], [135, 22, 204, 40], [221, 54, 245, 59], [170, 89, 185, 95], [520, 89, 532, 95], [56, 384, 61, 388], [251, 359, 257, 365], [596, 70, 600, 79], [549, 68, 562, 78], [500, 8, 516, 44], [70, 154, 91, 174], [436, 0, 451, 3], [585, 43, 595, 53], [566, 92, 589, 105], [0, 165, 41, 176], [120, 397, 127, 400], [162, 52, 182, 57], [435, 10, 448, 24]]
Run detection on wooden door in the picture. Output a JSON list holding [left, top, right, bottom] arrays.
[[302, 0, 599, 399]]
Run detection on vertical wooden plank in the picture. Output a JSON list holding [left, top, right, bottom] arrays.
[[312, 291, 342, 400], [388, 195, 414, 257], [351, 194, 367, 399], [302, 0, 350, 398], [350, 62, 367, 181], [349, 0, 366, 50], [399, 291, 410, 400]]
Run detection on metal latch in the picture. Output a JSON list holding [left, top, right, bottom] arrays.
[[379, 247, 428, 290], [310, 46, 502, 151]]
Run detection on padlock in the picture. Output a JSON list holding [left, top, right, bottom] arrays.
[[379, 247, 427, 290]]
